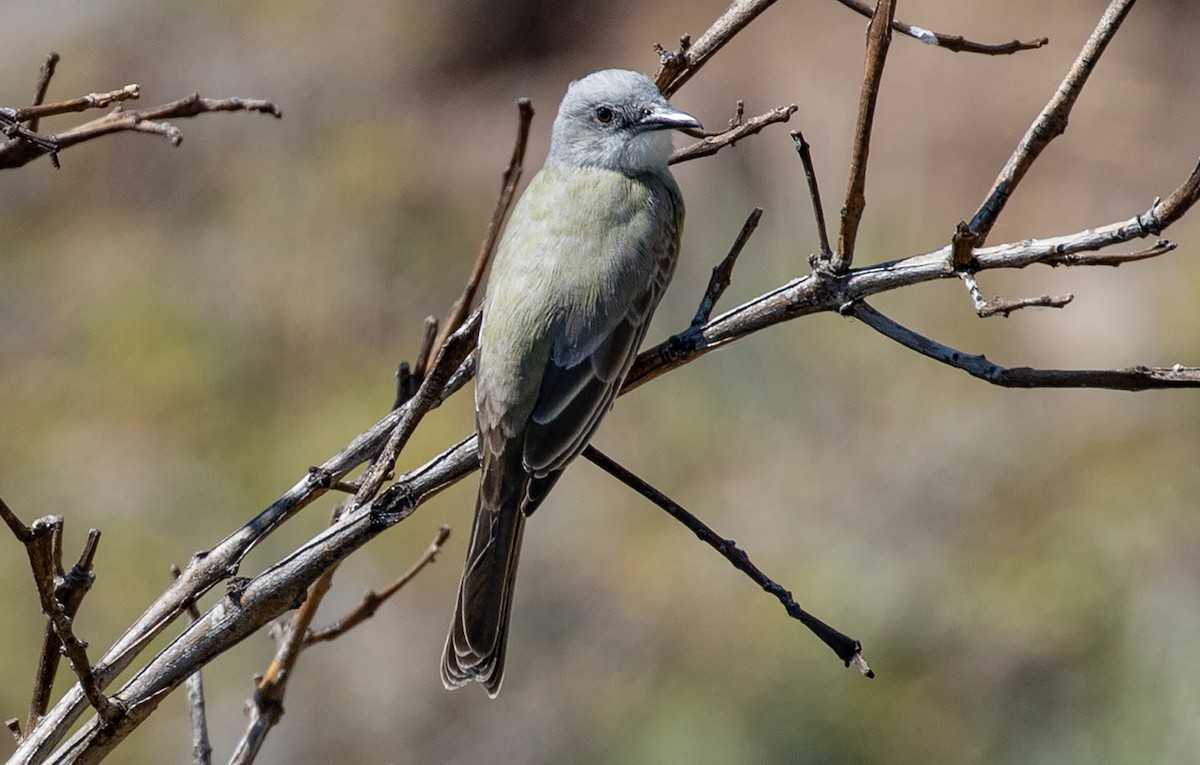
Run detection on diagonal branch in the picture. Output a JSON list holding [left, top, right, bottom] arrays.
[[582, 446, 873, 676], [304, 525, 450, 646], [654, 0, 781, 97], [968, 0, 1138, 244], [425, 98, 534, 369], [690, 207, 762, 328]]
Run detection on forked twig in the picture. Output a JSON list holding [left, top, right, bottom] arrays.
[[305, 525, 450, 646], [670, 104, 796, 164]]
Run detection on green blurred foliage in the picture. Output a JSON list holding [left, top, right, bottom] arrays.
[[2, 0, 1199, 763]]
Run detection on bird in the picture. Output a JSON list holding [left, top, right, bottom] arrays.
[[441, 69, 701, 696]]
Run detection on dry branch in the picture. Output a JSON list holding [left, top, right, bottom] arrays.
[[968, 0, 1137, 244], [832, 0, 895, 273], [0, 86, 280, 170], [849, 303, 1200, 389], [670, 104, 797, 164], [583, 446, 873, 676], [832, 0, 1048, 54]]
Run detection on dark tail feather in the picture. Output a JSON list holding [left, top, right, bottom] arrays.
[[441, 451, 528, 697]]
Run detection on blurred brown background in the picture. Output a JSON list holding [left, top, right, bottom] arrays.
[[3, 1, 1199, 763]]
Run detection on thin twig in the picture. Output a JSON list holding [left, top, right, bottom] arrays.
[[25, 530, 100, 736], [968, 0, 1137, 245], [410, 315, 439, 385], [428, 98, 534, 358], [230, 504, 344, 765], [979, 293, 1074, 318], [790, 131, 832, 261], [669, 104, 796, 164], [12, 84, 141, 121], [1, 495, 33, 543], [355, 308, 481, 505], [582, 446, 873, 676], [1048, 239, 1175, 267], [833, 0, 1048, 54], [655, 0, 781, 96], [959, 269, 1069, 319], [691, 208, 762, 328], [171, 566, 211, 765], [305, 525, 451, 646], [833, 0, 895, 273], [849, 301, 1200, 389], [28, 52, 60, 133]]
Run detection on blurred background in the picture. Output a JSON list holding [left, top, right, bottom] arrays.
[[3, 0, 1199, 763]]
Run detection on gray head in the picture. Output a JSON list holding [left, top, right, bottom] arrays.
[[547, 69, 701, 175]]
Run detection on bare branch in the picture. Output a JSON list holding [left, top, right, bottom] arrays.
[[1048, 239, 1175, 267], [669, 104, 796, 164], [305, 525, 451, 646], [968, 0, 1137, 244], [410, 315, 439, 386], [354, 309, 481, 505], [10, 513, 119, 728], [979, 293, 1074, 318], [171, 566, 211, 765], [832, 0, 895, 273], [582, 446, 873, 676], [957, 270, 1074, 317], [849, 302, 1200, 389], [655, 0, 780, 96], [0, 89, 280, 170], [1, 495, 34, 543], [230, 504, 345, 765], [690, 207, 762, 328], [428, 98, 534, 356], [27, 51, 60, 133], [833, 0, 1048, 54], [12, 84, 141, 121], [43, 439, 477, 762], [626, 158, 1200, 392], [791, 131, 833, 262], [25, 530, 100, 737]]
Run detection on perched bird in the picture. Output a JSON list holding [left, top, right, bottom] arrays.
[[441, 69, 701, 696]]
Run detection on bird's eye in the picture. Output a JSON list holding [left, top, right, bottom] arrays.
[[594, 106, 614, 124]]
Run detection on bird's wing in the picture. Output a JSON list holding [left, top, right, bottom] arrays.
[[522, 175, 682, 479]]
